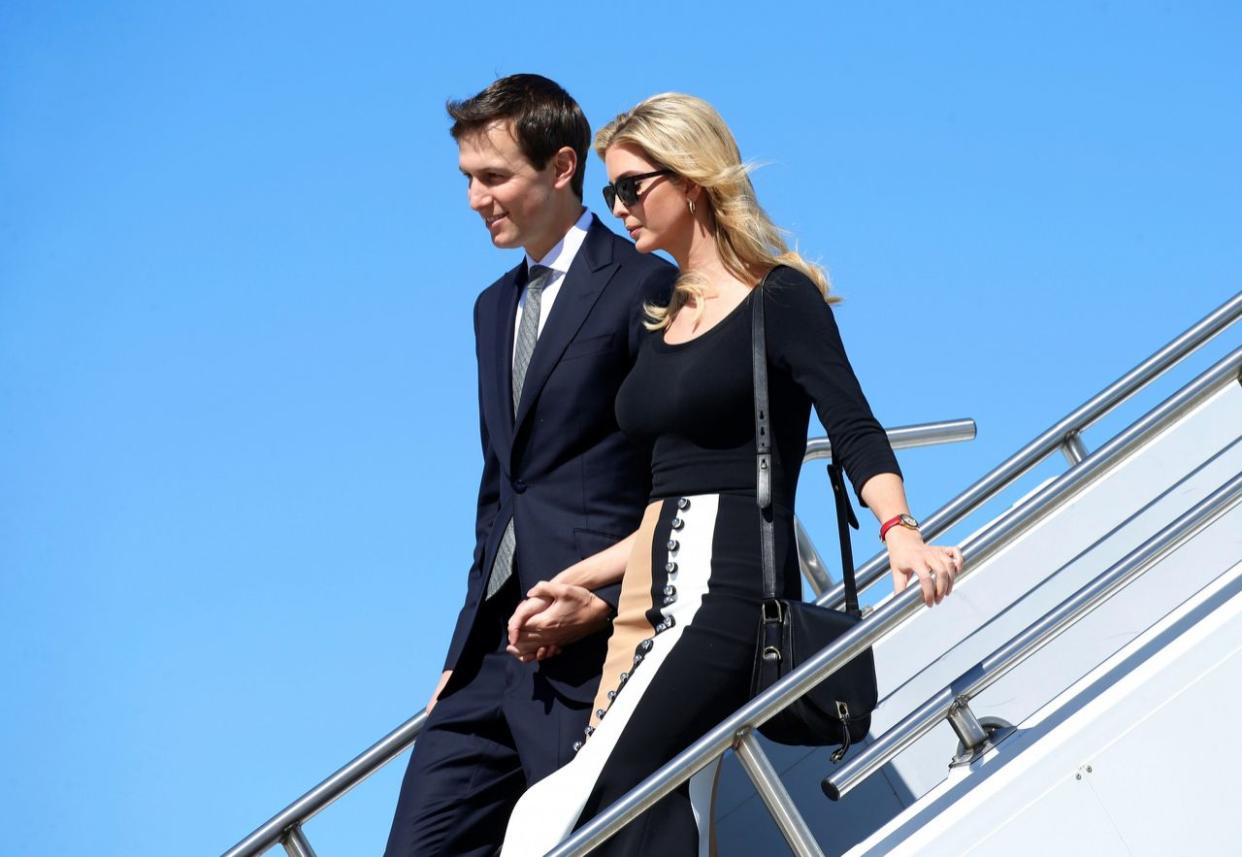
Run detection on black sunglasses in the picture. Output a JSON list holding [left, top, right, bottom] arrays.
[[602, 169, 674, 209]]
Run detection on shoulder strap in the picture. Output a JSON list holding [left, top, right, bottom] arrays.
[[827, 462, 862, 615], [752, 279, 862, 615], [752, 280, 778, 600]]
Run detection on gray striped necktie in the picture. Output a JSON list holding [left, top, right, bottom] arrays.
[[486, 264, 553, 600]]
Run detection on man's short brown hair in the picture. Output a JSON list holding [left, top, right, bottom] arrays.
[[448, 74, 590, 199]]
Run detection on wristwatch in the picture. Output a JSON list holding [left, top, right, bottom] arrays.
[[879, 514, 920, 543]]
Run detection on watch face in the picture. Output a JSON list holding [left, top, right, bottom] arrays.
[[900, 514, 920, 529]]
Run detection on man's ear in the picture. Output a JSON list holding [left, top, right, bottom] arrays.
[[551, 146, 578, 190]]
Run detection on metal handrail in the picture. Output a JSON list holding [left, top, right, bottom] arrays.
[[545, 541, 971, 854], [546, 345, 1242, 856], [793, 517, 833, 595], [803, 418, 976, 461], [223, 419, 974, 857], [223, 291, 1238, 857], [816, 291, 1241, 611], [799, 418, 974, 596], [824, 468, 1242, 800], [222, 712, 427, 857]]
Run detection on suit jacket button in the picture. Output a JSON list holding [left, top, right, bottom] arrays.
[[511, 478, 527, 493]]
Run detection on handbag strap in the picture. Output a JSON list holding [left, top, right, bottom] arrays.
[[827, 461, 861, 615], [751, 279, 862, 616], [751, 279, 779, 603]]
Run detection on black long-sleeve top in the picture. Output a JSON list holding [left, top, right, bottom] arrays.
[[615, 265, 901, 510]]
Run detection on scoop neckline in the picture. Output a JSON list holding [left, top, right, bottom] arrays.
[[655, 287, 758, 351]]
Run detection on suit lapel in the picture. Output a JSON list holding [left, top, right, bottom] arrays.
[[512, 218, 618, 440]]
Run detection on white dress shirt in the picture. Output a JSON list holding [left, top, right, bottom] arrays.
[[512, 208, 593, 367]]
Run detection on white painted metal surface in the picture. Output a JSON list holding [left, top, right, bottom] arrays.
[[716, 381, 1242, 855], [850, 558, 1242, 856]]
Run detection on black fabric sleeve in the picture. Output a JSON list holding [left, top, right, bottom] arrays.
[[443, 293, 504, 671], [765, 268, 902, 505], [591, 582, 622, 615]]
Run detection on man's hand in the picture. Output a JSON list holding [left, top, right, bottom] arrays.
[[426, 669, 452, 714], [506, 581, 612, 663], [506, 594, 554, 661]]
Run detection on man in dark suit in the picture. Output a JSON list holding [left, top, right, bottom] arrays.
[[384, 74, 676, 856]]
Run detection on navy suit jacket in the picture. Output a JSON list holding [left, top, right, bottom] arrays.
[[443, 215, 677, 702]]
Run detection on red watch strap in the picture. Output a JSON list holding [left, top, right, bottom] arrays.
[[879, 515, 907, 543]]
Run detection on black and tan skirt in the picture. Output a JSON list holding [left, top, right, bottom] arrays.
[[502, 492, 797, 856]]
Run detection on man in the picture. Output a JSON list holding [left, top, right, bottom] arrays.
[[384, 74, 676, 856]]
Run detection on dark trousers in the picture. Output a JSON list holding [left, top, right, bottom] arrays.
[[384, 580, 594, 857]]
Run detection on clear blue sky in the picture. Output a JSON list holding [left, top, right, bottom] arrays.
[[2, 2, 1238, 854]]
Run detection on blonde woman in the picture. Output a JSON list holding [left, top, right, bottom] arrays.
[[500, 93, 963, 856]]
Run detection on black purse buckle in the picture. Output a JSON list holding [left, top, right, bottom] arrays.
[[761, 599, 784, 624]]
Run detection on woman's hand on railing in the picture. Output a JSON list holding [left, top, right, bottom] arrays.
[[860, 473, 963, 607], [886, 530, 963, 606]]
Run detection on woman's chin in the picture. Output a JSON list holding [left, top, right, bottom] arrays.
[[632, 232, 659, 254]]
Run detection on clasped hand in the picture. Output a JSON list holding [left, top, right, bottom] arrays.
[[506, 581, 611, 663]]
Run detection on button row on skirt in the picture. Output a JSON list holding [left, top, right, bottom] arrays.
[[573, 496, 693, 753]]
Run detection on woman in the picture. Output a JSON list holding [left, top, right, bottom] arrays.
[[501, 93, 963, 856]]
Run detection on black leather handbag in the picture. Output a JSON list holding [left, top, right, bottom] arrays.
[[747, 280, 879, 759]]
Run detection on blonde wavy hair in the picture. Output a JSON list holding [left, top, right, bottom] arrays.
[[594, 93, 835, 329]]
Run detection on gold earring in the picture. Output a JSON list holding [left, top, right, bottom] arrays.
[[688, 199, 696, 215]]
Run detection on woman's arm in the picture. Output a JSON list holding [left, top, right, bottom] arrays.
[[860, 472, 963, 606], [551, 532, 637, 589], [764, 272, 963, 606]]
